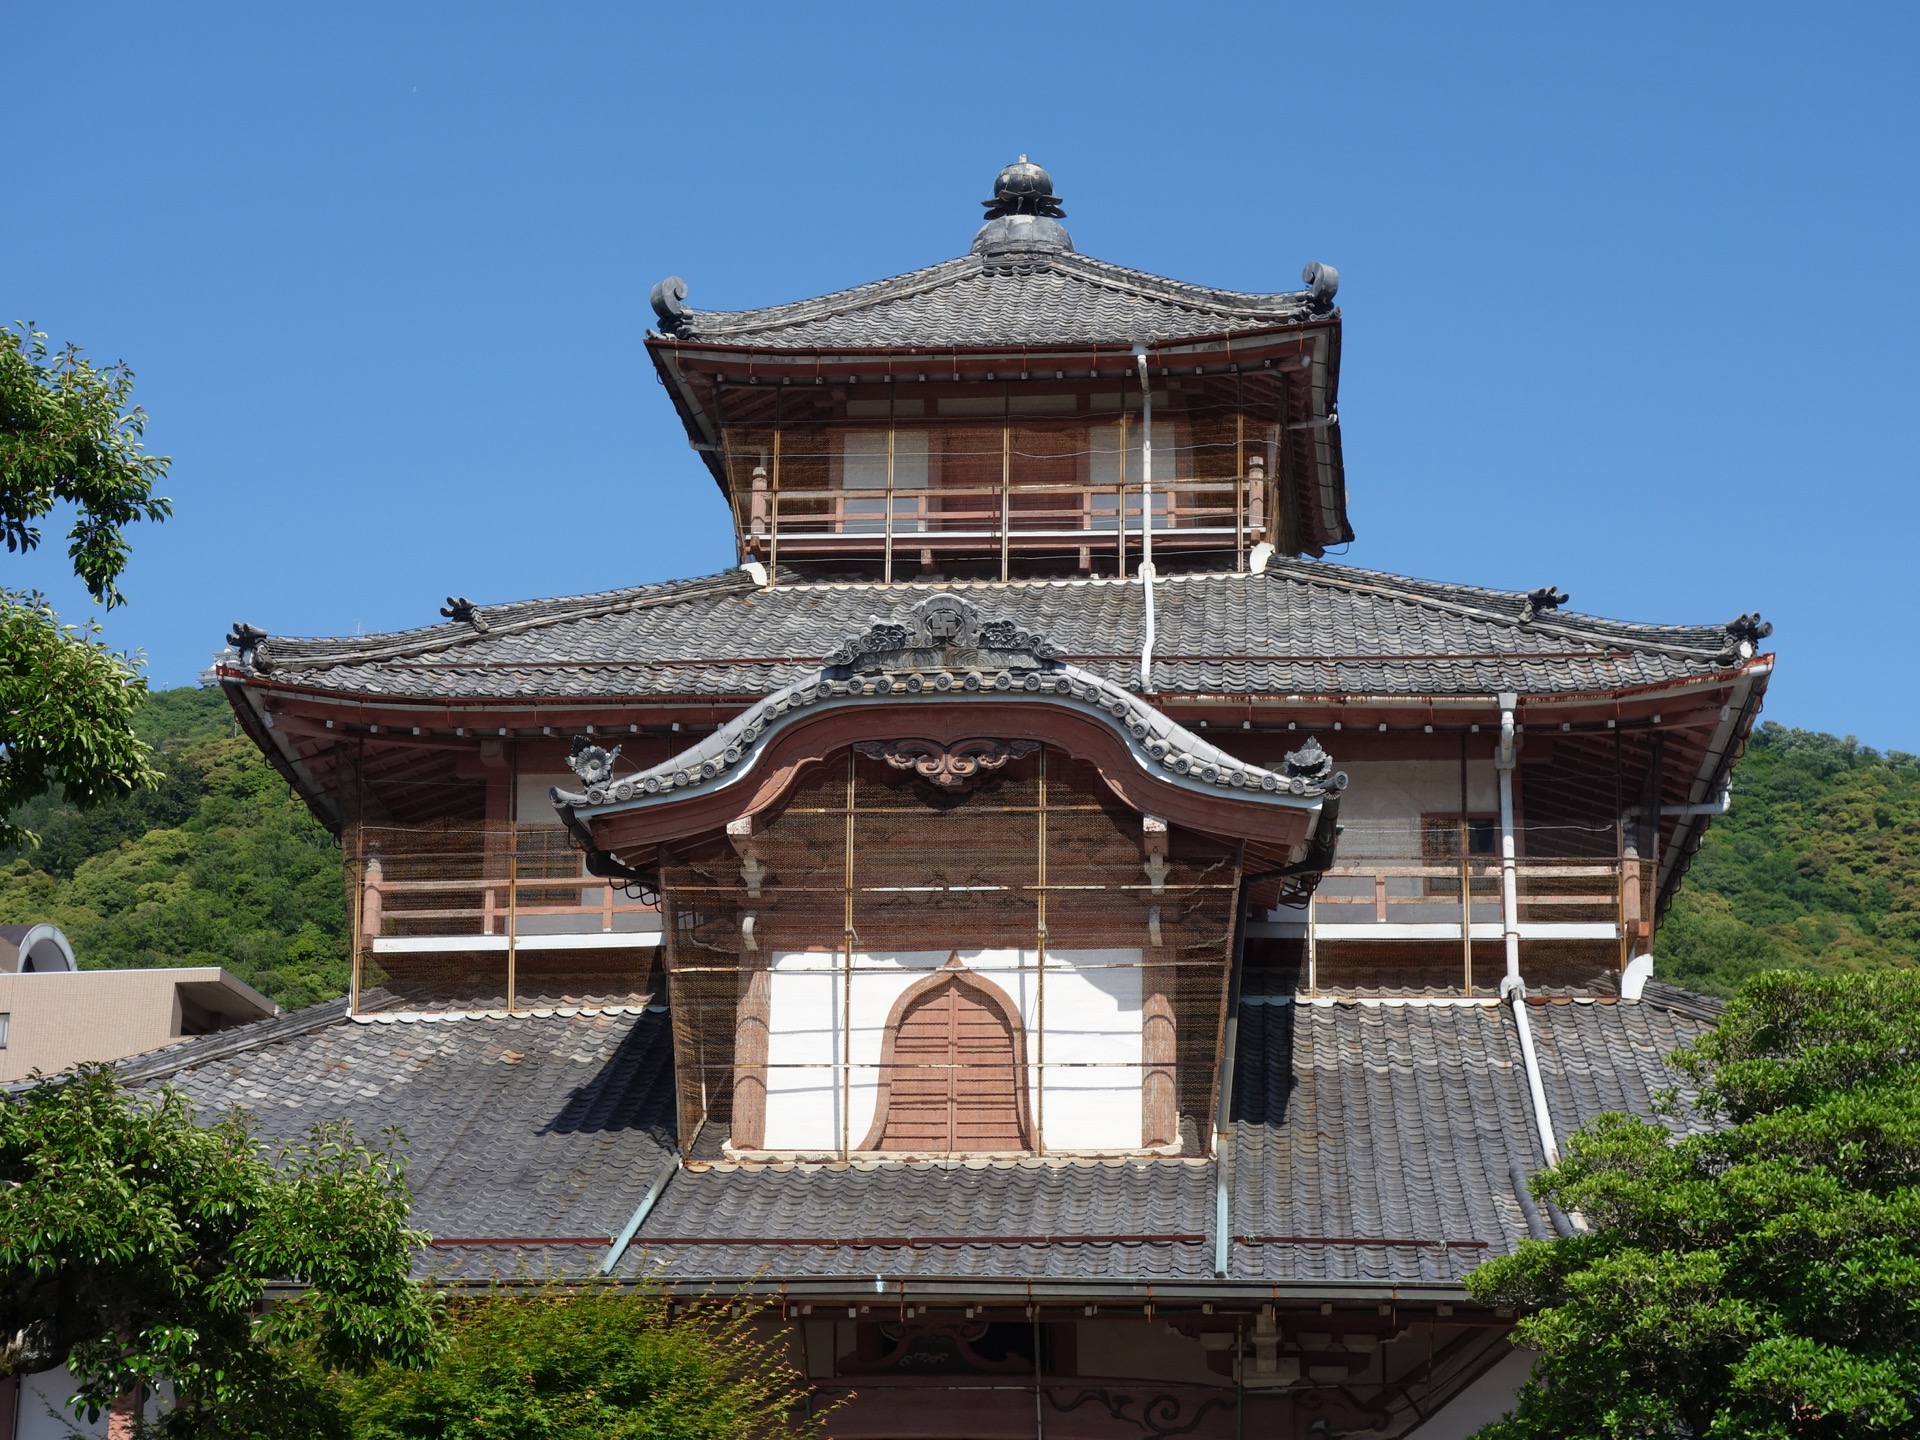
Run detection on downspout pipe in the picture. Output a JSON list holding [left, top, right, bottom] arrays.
[[1490, 691, 1564, 1170], [1133, 344, 1157, 694], [601, 1153, 681, 1275], [1214, 869, 1250, 1279], [1495, 693, 1521, 987], [1505, 980, 1561, 1169]]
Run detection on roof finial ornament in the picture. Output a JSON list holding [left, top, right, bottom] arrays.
[[982, 155, 1067, 220], [1723, 613, 1773, 661], [1302, 261, 1340, 311], [650, 276, 689, 333], [972, 156, 1073, 257], [1525, 586, 1570, 620]]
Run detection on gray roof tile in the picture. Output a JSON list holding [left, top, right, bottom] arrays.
[[664, 251, 1326, 351], [238, 560, 1746, 705], [114, 991, 1713, 1288]]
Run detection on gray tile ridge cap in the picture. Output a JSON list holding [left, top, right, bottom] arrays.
[[674, 255, 982, 338], [109, 996, 356, 1087], [1046, 251, 1318, 318], [674, 250, 1317, 343], [245, 569, 760, 672], [774, 573, 1136, 596], [1265, 557, 1738, 659]]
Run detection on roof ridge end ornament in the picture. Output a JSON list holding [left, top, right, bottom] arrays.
[[650, 275, 690, 334], [227, 622, 270, 671], [1721, 612, 1774, 663], [439, 596, 490, 634], [1523, 586, 1570, 622], [1302, 261, 1340, 313], [567, 734, 623, 787]]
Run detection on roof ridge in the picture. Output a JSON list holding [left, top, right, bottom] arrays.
[[113, 997, 354, 1085], [679, 256, 980, 338], [252, 570, 758, 672], [1050, 252, 1316, 317], [1265, 558, 1735, 659], [673, 250, 1318, 346]]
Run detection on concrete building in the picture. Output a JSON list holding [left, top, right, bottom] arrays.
[[0, 925, 278, 1084]]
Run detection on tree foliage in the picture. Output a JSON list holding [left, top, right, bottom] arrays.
[[1, 322, 172, 605], [0, 685, 350, 1008], [1, 322, 173, 846], [332, 1286, 826, 1440], [1663, 724, 1920, 995], [1467, 970, 1920, 1439], [0, 590, 160, 848], [0, 1066, 439, 1438]]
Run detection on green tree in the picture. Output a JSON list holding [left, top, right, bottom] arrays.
[[0, 1066, 440, 1438], [2, 322, 173, 847], [1467, 970, 1920, 1438], [335, 1286, 826, 1440]]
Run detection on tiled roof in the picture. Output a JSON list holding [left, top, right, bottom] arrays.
[[132, 1004, 676, 1278], [620, 1156, 1217, 1283], [1523, 994, 1716, 1144], [235, 559, 1749, 705], [662, 251, 1326, 351], [555, 593, 1346, 820], [113, 986, 1718, 1291]]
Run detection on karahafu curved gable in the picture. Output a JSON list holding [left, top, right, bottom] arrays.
[[551, 595, 1347, 819]]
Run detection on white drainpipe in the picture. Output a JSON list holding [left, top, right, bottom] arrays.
[[1508, 985, 1562, 1168], [1495, 692, 1521, 986], [1494, 691, 1563, 1169], [1133, 344, 1157, 693]]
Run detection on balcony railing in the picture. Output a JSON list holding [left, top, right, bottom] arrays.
[[1252, 850, 1651, 994], [741, 468, 1275, 580], [1311, 857, 1631, 938], [350, 824, 660, 1015]]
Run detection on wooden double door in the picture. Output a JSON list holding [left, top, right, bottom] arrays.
[[865, 965, 1033, 1153]]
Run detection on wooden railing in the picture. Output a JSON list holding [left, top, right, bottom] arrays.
[[360, 858, 657, 942], [1310, 856, 1637, 934], [743, 468, 1275, 579]]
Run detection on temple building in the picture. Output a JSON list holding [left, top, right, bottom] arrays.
[[156, 158, 1765, 1437]]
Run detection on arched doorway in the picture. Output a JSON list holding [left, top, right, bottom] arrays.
[[862, 955, 1034, 1153]]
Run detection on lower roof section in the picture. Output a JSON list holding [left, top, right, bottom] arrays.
[[115, 982, 1719, 1293], [222, 558, 1767, 709]]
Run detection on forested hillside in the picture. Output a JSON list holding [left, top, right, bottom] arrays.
[[0, 686, 348, 1007], [1661, 723, 1920, 994], [0, 694, 1914, 1008]]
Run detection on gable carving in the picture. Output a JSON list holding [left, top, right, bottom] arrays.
[[825, 595, 1060, 672], [853, 738, 1040, 792]]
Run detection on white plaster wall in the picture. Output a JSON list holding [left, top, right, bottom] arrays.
[[1335, 759, 1498, 859], [760, 947, 1143, 1152]]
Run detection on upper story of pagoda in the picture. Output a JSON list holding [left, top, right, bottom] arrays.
[[646, 158, 1351, 582]]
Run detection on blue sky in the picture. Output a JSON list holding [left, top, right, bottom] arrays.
[[6, 4, 1917, 749]]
